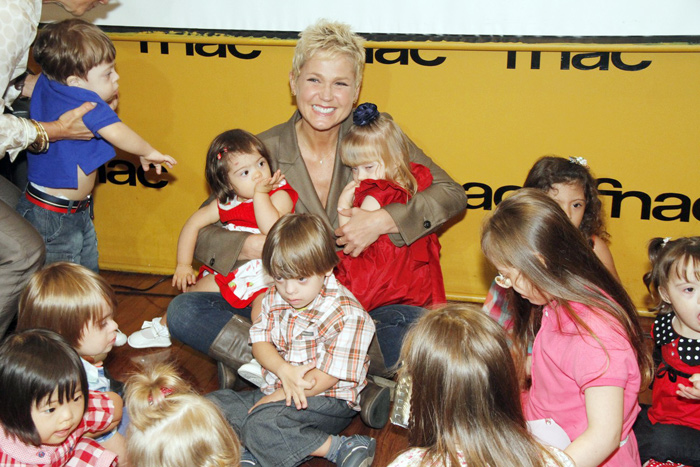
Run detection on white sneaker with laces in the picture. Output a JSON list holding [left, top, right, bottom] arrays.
[[237, 359, 266, 387], [128, 317, 171, 348]]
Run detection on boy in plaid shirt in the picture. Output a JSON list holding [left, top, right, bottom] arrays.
[[208, 213, 376, 467]]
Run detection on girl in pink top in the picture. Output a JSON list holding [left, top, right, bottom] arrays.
[[481, 189, 653, 467]]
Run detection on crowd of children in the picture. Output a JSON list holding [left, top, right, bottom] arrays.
[[0, 13, 697, 467]]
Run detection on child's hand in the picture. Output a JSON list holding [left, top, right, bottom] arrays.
[[248, 389, 286, 413], [254, 170, 285, 194], [338, 180, 359, 211], [277, 361, 316, 410], [172, 264, 197, 292], [139, 150, 177, 175], [677, 373, 700, 400]]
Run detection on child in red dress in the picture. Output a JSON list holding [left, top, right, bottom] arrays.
[[634, 237, 700, 467], [334, 103, 445, 311], [128, 129, 298, 349]]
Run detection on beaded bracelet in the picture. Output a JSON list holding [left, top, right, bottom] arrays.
[[27, 119, 49, 153]]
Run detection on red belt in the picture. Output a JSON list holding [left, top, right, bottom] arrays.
[[26, 185, 91, 214]]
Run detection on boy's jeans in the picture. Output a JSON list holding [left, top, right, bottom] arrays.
[[16, 195, 98, 272], [207, 389, 355, 467]]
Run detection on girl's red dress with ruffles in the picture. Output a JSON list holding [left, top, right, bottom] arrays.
[[335, 163, 446, 311]]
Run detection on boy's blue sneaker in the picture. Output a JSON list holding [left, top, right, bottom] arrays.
[[336, 435, 376, 467], [240, 449, 260, 466]]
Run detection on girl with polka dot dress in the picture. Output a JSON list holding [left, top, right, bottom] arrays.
[[634, 237, 700, 467]]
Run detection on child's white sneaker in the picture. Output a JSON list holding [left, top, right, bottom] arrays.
[[114, 329, 127, 347], [237, 359, 266, 387], [128, 317, 171, 348]]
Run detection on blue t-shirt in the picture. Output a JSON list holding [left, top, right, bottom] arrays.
[[28, 74, 121, 189]]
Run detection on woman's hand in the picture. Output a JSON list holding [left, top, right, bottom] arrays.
[[255, 170, 285, 194], [335, 208, 397, 257], [41, 102, 97, 142], [172, 264, 197, 292], [677, 373, 700, 400]]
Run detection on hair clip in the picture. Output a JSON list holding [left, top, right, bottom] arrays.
[[661, 237, 672, 247], [217, 147, 229, 160], [569, 156, 588, 167], [148, 386, 174, 405], [353, 102, 380, 126]]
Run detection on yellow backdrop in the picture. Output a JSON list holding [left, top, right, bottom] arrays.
[[95, 33, 700, 311]]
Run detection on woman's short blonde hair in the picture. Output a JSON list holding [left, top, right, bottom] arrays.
[[126, 364, 240, 467], [17, 262, 117, 348], [291, 19, 366, 89]]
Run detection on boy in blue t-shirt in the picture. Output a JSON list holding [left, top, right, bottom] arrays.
[[17, 19, 176, 272]]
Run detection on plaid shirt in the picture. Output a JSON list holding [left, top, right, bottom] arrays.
[[250, 273, 375, 409], [0, 391, 117, 467]]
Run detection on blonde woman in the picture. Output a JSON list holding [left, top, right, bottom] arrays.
[[167, 19, 466, 377]]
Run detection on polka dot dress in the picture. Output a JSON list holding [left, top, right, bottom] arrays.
[[654, 312, 700, 366], [648, 311, 700, 431]]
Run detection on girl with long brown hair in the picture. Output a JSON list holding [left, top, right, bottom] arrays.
[[481, 189, 652, 467], [389, 304, 573, 467]]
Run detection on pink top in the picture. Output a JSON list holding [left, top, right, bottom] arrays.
[[524, 301, 642, 467]]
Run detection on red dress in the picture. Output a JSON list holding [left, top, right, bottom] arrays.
[[334, 164, 446, 311], [648, 311, 700, 431], [199, 182, 299, 308]]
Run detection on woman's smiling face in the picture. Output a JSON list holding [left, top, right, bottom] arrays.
[[290, 52, 359, 134]]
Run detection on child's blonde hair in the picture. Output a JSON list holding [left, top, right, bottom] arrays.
[[341, 108, 417, 195], [126, 364, 240, 467], [644, 236, 700, 315], [399, 304, 565, 466], [481, 189, 653, 388], [17, 262, 117, 348]]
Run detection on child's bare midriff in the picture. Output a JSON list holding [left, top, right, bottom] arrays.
[[44, 168, 96, 200]]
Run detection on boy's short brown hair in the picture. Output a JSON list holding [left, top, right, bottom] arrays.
[[33, 19, 116, 84], [262, 214, 339, 279], [17, 262, 117, 348]]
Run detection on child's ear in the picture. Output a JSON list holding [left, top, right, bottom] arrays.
[[66, 75, 85, 88], [659, 286, 672, 304]]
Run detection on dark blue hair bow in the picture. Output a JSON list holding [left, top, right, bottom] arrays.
[[353, 102, 380, 126]]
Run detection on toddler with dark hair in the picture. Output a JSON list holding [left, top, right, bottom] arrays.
[[17, 19, 176, 272]]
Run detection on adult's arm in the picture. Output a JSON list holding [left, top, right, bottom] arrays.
[[1, 96, 96, 161], [384, 141, 467, 246], [337, 139, 467, 254], [193, 196, 266, 276], [1, 3, 95, 161]]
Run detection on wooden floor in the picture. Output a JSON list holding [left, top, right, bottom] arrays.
[[102, 270, 410, 467]]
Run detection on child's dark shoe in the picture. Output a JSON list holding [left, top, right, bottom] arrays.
[[359, 381, 391, 429], [337, 435, 375, 467], [240, 449, 260, 466]]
